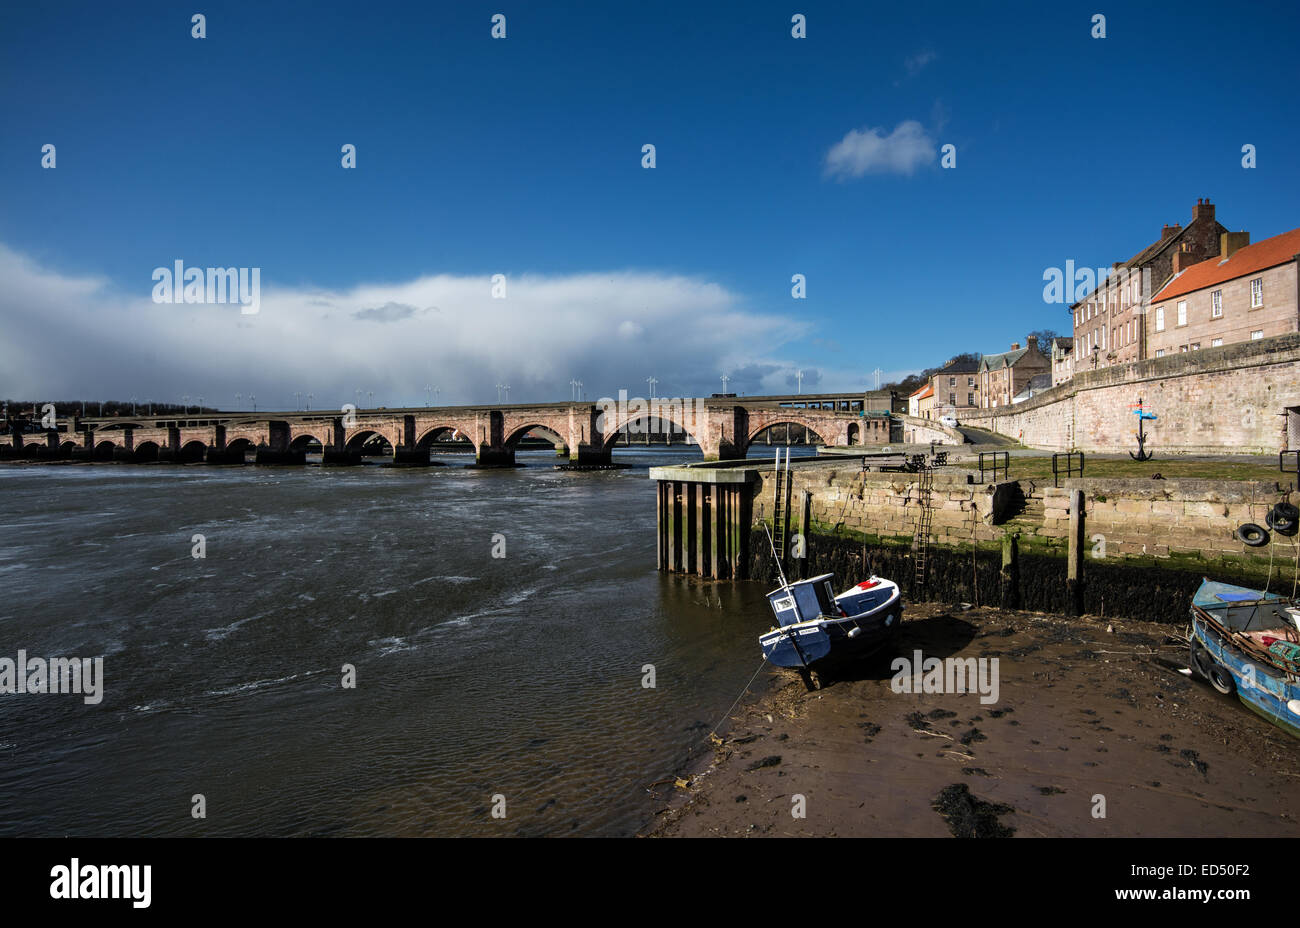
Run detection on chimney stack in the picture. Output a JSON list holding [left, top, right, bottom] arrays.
[[1172, 243, 1202, 275], [1026, 334, 1039, 352], [1192, 197, 1215, 223], [1161, 223, 1182, 239], [1011, 342, 1020, 351], [1219, 230, 1250, 259]]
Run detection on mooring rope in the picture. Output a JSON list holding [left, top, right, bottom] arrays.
[[705, 655, 772, 744]]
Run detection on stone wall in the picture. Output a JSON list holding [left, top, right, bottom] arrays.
[[958, 332, 1300, 453], [750, 460, 1296, 573]]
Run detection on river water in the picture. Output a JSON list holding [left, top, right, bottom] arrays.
[[0, 446, 814, 837]]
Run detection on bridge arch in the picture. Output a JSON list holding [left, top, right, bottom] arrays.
[[225, 438, 255, 460], [289, 426, 331, 449], [178, 440, 207, 463], [133, 441, 161, 463], [345, 429, 395, 456], [600, 411, 699, 451], [415, 424, 473, 446], [344, 426, 399, 452], [505, 423, 567, 450], [745, 419, 830, 448]]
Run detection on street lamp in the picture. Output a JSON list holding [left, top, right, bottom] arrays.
[[293, 391, 302, 411], [647, 376, 658, 399], [795, 370, 803, 395], [250, 394, 256, 412], [306, 393, 313, 411], [720, 374, 730, 394]]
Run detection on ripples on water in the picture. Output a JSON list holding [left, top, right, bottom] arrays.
[[0, 447, 816, 836]]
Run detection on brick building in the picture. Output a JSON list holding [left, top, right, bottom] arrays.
[[979, 336, 1051, 408], [928, 357, 981, 420], [1070, 198, 1231, 372], [1147, 226, 1300, 358]]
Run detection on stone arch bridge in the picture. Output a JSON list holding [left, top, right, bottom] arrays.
[[4, 398, 891, 465]]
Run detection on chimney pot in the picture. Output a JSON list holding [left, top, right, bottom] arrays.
[[1011, 342, 1020, 351]]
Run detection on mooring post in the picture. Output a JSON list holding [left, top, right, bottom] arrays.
[[798, 489, 811, 580], [1000, 531, 1020, 610], [1067, 489, 1084, 616], [710, 484, 721, 579]]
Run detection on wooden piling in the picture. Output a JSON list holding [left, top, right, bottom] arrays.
[[1067, 489, 1084, 616], [1000, 531, 1020, 609]]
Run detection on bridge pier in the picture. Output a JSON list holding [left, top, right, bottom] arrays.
[[475, 444, 516, 466], [569, 443, 611, 466]]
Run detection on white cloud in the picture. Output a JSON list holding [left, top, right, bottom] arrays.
[[903, 49, 937, 77], [0, 244, 893, 407], [824, 120, 935, 179]]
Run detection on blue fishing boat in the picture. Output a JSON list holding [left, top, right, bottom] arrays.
[[760, 573, 903, 690], [1188, 578, 1300, 738]]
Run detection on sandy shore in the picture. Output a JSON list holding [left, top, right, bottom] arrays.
[[645, 603, 1300, 837]]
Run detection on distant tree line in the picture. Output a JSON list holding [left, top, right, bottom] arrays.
[[2, 400, 212, 420]]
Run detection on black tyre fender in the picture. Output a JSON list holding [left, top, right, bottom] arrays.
[[1236, 523, 1270, 547], [1207, 661, 1236, 696], [1267, 503, 1299, 536], [1189, 640, 1214, 680]]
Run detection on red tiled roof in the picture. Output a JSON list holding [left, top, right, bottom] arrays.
[[911, 383, 934, 400], [1151, 227, 1300, 303]]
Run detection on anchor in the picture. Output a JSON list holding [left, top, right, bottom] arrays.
[[1129, 397, 1157, 461]]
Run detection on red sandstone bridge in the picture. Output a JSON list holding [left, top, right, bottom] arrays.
[[2, 393, 957, 465]]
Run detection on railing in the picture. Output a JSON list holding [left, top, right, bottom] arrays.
[[1052, 451, 1085, 488], [977, 451, 1010, 482]]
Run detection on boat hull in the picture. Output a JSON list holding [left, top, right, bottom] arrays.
[[1191, 615, 1300, 739], [760, 594, 903, 669]]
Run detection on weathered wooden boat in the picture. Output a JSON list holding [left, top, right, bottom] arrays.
[[1188, 578, 1300, 738], [760, 573, 903, 690]]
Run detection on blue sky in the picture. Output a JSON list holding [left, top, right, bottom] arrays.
[[2, 0, 1298, 408]]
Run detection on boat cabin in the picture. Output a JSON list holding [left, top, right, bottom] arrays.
[[767, 574, 839, 627]]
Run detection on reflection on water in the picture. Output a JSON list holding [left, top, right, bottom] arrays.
[[0, 447, 804, 836]]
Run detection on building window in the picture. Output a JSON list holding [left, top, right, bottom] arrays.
[[967, 377, 975, 387], [1251, 330, 1264, 340], [949, 376, 955, 386], [967, 393, 974, 406], [1155, 306, 1165, 331], [1251, 278, 1263, 307], [1211, 290, 1222, 318], [1155, 349, 1166, 358], [949, 393, 956, 406], [1177, 301, 1187, 326], [1191, 343, 1201, 350], [1211, 338, 1223, 347]]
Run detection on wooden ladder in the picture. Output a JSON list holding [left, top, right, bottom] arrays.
[[913, 464, 935, 592], [772, 448, 790, 577]]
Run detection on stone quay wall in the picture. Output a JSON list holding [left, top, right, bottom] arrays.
[[957, 332, 1300, 454]]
